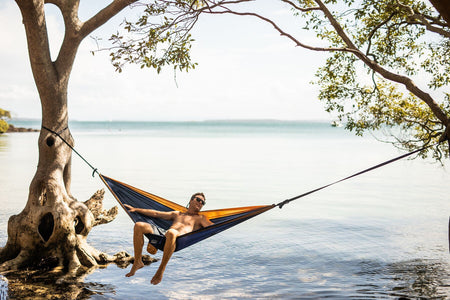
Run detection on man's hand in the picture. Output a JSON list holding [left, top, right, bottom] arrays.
[[124, 204, 136, 212]]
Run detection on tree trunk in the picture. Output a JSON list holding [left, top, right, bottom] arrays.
[[0, 88, 124, 276], [0, 90, 137, 276], [0, 0, 145, 280]]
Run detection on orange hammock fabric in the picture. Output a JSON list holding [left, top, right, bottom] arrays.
[[100, 175, 275, 252]]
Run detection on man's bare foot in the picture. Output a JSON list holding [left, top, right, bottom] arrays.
[[151, 270, 163, 285], [125, 260, 144, 277], [147, 242, 158, 255]]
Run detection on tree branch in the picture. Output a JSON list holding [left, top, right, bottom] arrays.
[[46, 0, 84, 88], [312, 0, 450, 126], [197, 0, 450, 127], [280, 0, 320, 12], [202, 9, 353, 53], [80, 0, 138, 39], [396, 1, 450, 38], [15, 0, 58, 94], [428, 0, 450, 25], [365, 12, 396, 56], [43, 0, 138, 87]]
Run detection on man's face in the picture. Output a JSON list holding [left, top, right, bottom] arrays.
[[190, 195, 205, 210]]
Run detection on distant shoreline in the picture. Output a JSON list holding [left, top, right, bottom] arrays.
[[9, 118, 331, 124], [6, 124, 39, 133], [6, 119, 344, 136]]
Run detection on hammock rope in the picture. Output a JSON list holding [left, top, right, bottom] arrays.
[[275, 142, 438, 208], [42, 125, 99, 177], [42, 125, 440, 209], [41, 126, 442, 250]]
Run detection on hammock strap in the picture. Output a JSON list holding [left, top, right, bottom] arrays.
[[276, 142, 440, 209], [41, 125, 99, 177], [41, 125, 441, 207]]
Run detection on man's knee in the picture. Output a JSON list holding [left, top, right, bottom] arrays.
[[134, 222, 153, 234], [165, 229, 178, 239]]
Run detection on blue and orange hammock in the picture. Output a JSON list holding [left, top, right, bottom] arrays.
[[100, 174, 275, 252], [41, 126, 443, 253]]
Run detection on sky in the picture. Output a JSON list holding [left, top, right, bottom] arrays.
[[0, 1, 332, 122]]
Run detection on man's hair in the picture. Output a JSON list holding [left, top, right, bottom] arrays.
[[190, 192, 206, 203]]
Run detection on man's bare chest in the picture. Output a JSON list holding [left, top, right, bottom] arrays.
[[171, 213, 201, 232]]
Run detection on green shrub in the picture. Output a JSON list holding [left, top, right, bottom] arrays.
[[0, 120, 9, 134], [0, 109, 11, 119]]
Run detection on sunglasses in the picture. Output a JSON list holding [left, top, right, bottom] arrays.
[[193, 196, 206, 206]]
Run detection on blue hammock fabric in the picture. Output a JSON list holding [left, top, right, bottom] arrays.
[[100, 175, 275, 252]]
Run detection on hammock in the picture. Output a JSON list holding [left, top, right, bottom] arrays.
[[41, 126, 443, 253], [100, 174, 275, 252]]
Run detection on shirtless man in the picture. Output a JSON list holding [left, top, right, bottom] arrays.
[[123, 192, 213, 285]]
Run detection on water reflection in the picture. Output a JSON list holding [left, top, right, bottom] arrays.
[[357, 259, 450, 299], [388, 259, 450, 298], [0, 275, 7, 300], [0, 136, 8, 153], [2, 266, 119, 300]]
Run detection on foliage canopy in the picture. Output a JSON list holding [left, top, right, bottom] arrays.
[[106, 0, 449, 159], [304, 0, 450, 159], [107, 1, 198, 74]]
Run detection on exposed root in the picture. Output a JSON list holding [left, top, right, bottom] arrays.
[[84, 189, 118, 227], [76, 245, 97, 268], [111, 250, 156, 264], [0, 250, 30, 273], [94, 206, 118, 226], [66, 250, 82, 278], [0, 239, 20, 265]]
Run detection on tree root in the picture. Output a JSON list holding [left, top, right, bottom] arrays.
[[84, 189, 118, 227], [0, 250, 30, 273], [0, 187, 157, 289]]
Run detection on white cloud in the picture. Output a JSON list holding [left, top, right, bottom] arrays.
[[0, 1, 330, 121]]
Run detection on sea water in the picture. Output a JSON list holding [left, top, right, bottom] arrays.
[[0, 120, 449, 299]]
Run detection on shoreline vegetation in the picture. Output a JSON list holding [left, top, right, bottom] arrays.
[[1, 108, 41, 134]]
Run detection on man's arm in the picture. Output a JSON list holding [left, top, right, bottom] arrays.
[[200, 215, 214, 228], [123, 204, 177, 220]]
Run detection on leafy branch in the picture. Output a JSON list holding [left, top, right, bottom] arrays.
[[100, 0, 449, 159]]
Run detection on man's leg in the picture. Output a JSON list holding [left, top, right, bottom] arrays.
[[151, 228, 178, 285], [126, 222, 154, 277]]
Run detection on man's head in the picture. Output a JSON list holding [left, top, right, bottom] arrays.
[[188, 192, 206, 211]]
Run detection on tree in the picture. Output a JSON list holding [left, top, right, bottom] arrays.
[[109, 0, 449, 159], [0, 0, 192, 280], [0, 108, 11, 134]]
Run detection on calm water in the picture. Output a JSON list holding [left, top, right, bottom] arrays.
[[1, 120, 450, 299]]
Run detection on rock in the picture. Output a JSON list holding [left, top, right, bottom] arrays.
[[6, 124, 40, 133]]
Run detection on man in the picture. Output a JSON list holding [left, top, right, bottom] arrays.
[[123, 192, 213, 285]]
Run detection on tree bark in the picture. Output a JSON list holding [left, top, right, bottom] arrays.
[[428, 0, 450, 25]]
